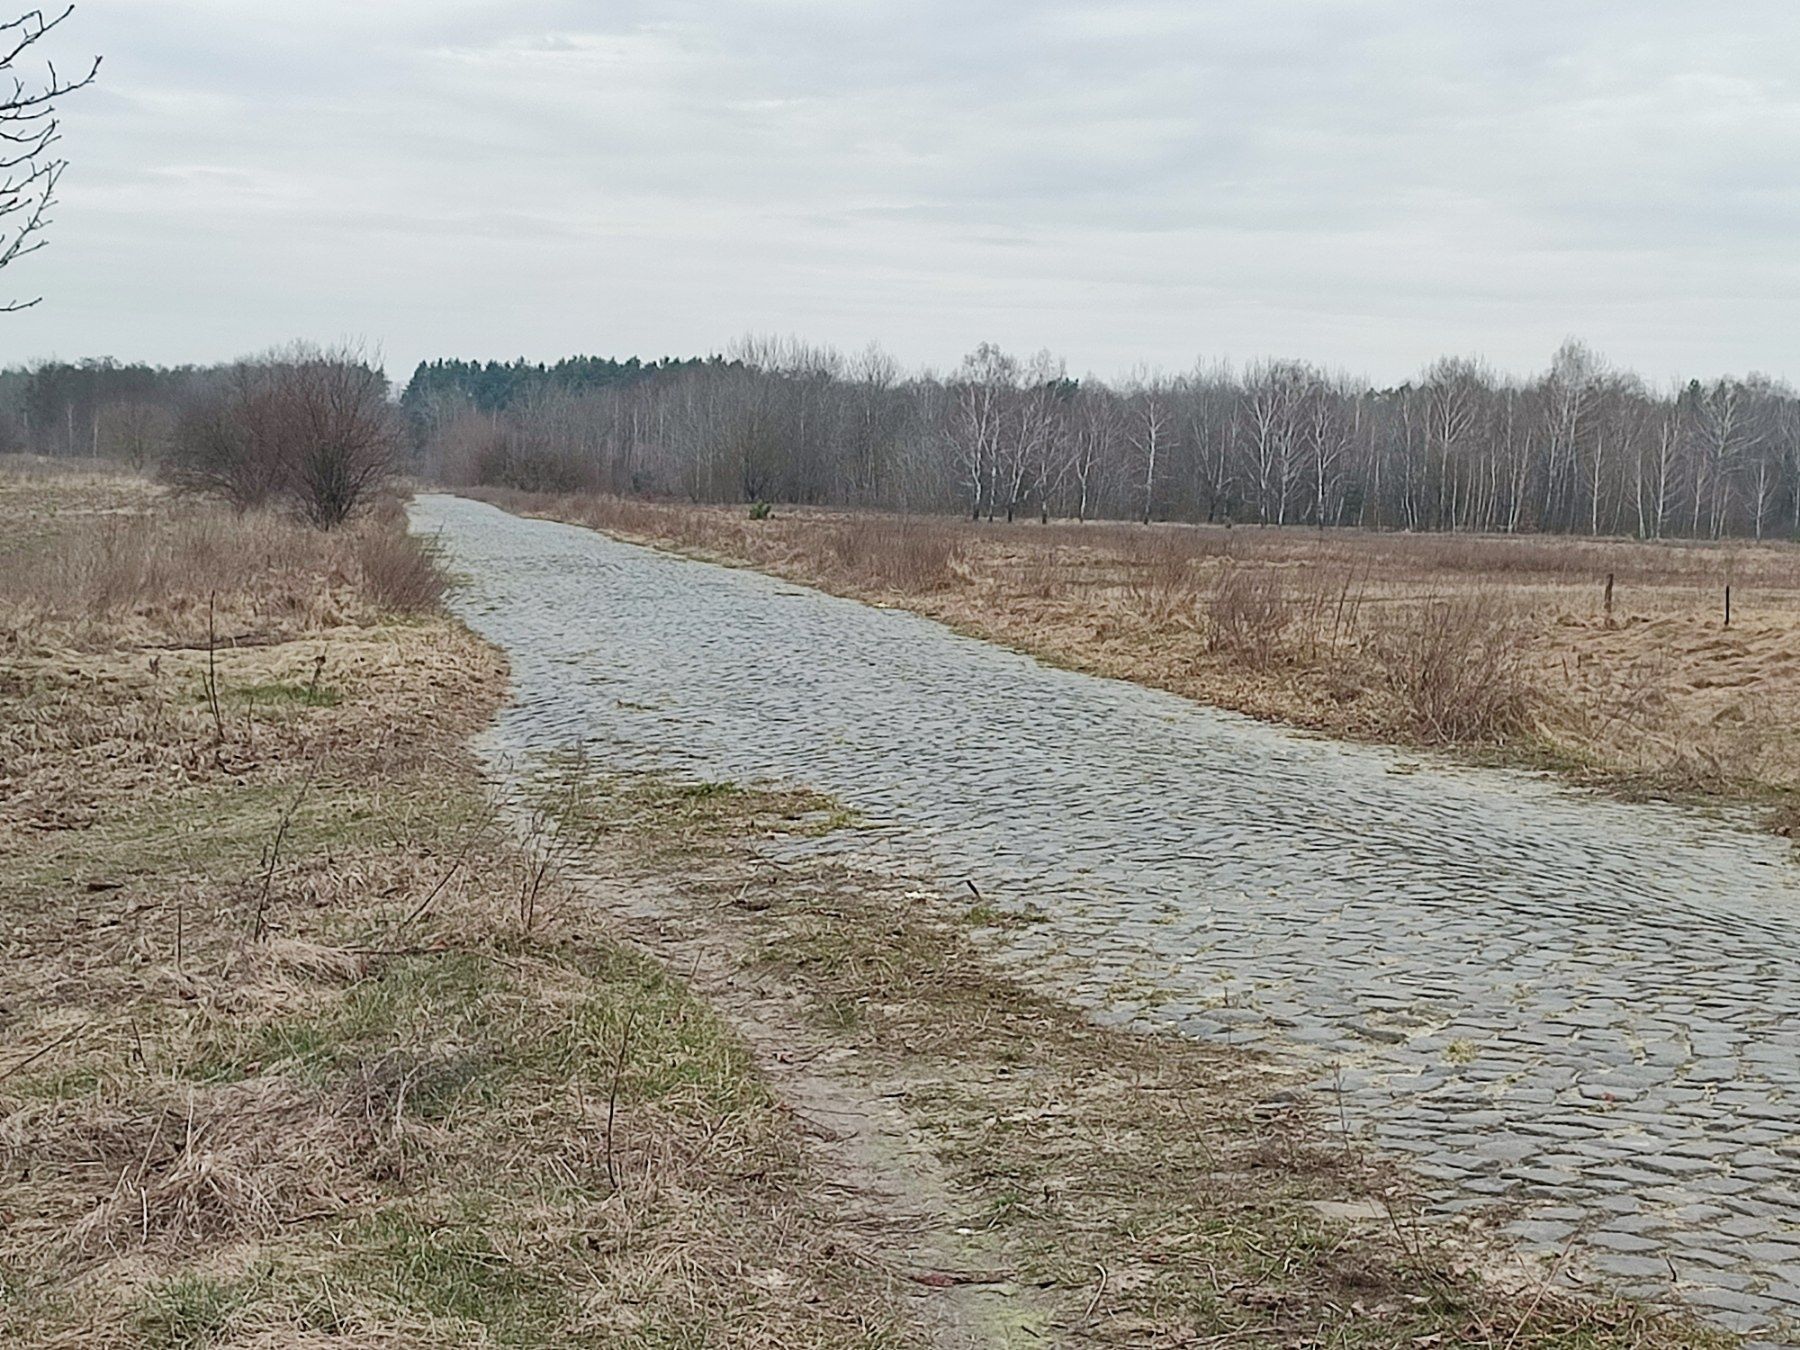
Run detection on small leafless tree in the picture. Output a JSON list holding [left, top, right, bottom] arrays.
[[279, 350, 400, 528], [97, 398, 175, 467], [0, 6, 98, 309], [168, 365, 290, 510]]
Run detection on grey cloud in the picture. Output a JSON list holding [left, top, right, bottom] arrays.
[[4, 0, 1800, 385]]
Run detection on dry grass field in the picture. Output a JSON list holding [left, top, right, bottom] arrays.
[[0, 469, 909, 1346], [0, 466, 1730, 1347], [478, 489, 1800, 834]]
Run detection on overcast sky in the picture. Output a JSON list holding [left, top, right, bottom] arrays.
[[4, 1, 1798, 385]]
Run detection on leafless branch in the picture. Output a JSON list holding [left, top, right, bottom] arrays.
[[0, 4, 98, 308]]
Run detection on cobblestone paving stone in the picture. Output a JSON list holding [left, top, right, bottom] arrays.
[[417, 495, 1800, 1343]]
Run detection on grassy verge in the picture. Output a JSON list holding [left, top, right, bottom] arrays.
[[470, 488, 1800, 835], [0, 473, 908, 1347], [539, 767, 1731, 1349]]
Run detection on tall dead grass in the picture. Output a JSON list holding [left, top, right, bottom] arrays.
[[477, 487, 966, 594], [0, 493, 446, 650], [1118, 550, 1532, 742], [1373, 591, 1536, 743], [822, 518, 962, 591], [1124, 532, 1203, 625], [1204, 566, 1290, 669], [354, 523, 448, 614], [0, 452, 138, 481]]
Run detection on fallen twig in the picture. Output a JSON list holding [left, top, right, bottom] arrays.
[[250, 755, 320, 941], [604, 1005, 639, 1192], [0, 1022, 87, 1084]]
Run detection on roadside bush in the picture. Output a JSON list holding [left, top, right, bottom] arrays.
[[354, 526, 447, 615], [1374, 591, 1535, 744], [165, 345, 399, 529], [1205, 566, 1289, 667]]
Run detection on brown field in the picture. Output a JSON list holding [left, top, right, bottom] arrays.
[[0, 467, 1729, 1347], [0, 472, 909, 1346], [476, 489, 1800, 834]]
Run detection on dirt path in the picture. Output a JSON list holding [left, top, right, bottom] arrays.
[[555, 848, 1052, 1347]]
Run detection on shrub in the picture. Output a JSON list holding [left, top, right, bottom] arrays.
[[281, 357, 400, 529], [1374, 591, 1535, 744], [354, 526, 447, 615], [1205, 567, 1289, 667], [165, 345, 399, 529], [167, 369, 289, 511]]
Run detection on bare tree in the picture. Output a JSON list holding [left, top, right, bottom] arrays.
[[1421, 357, 1486, 529], [168, 365, 291, 511], [1068, 385, 1120, 523], [391, 333, 1800, 542], [1306, 374, 1355, 527], [0, 6, 98, 309], [98, 398, 174, 467], [1008, 350, 1063, 523], [1633, 392, 1681, 540], [1688, 377, 1758, 539], [1536, 340, 1601, 531], [280, 350, 401, 528], [949, 343, 1015, 520], [1241, 361, 1309, 525]]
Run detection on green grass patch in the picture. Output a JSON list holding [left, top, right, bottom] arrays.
[[222, 679, 341, 709], [134, 1270, 264, 1350], [346, 1208, 568, 1346], [526, 758, 859, 859]]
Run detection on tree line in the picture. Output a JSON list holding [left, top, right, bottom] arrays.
[[9, 336, 1800, 539], [422, 337, 1800, 541], [401, 354, 726, 415]]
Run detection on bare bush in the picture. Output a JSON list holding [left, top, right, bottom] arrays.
[[1205, 567, 1289, 667], [165, 346, 399, 529], [282, 356, 399, 528], [354, 526, 447, 614], [96, 400, 175, 468], [1374, 591, 1535, 744], [432, 409, 598, 495], [166, 365, 289, 510]]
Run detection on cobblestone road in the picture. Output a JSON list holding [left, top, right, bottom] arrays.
[[418, 494, 1800, 1342]]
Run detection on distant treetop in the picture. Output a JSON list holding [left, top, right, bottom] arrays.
[[400, 354, 730, 413]]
